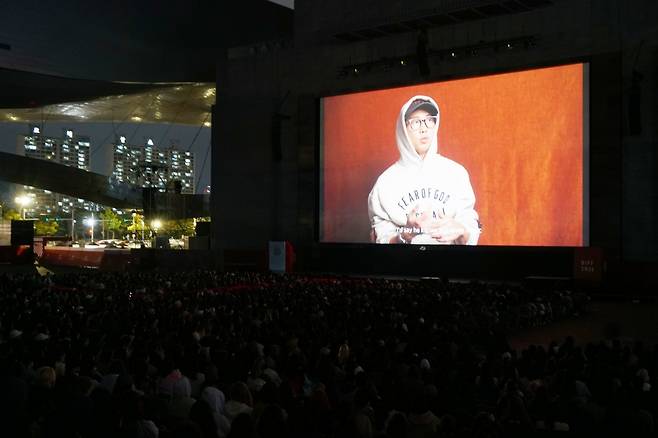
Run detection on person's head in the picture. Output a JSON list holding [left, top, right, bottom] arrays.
[[230, 381, 253, 407], [385, 411, 407, 438], [201, 386, 226, 414], [228, 412, 256, 438], [257, 405, 288, 438], [404, 98, 439, 159], [35, 366, 57, 388]]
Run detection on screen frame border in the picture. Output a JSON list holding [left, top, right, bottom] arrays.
[[316, 58, 591, 249]]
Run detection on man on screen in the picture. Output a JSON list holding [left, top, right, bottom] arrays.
[[368, 95, 480, 245]]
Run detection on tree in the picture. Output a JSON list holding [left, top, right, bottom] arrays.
[[100, 208, 125, 239], [127, 212, 146, 239], [34, 220, 58, 236], [159, 218, 195, 238], [2, 208, 21, 221]]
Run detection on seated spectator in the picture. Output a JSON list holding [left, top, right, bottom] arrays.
[[202, 386, 231, 438], [225, 382, 253, 423], [169, 376, 196, 422]]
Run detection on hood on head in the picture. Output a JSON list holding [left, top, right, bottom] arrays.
[[202, 386, 226, 414], [172, 376, 192, 398], [396, 95, 440, 167]]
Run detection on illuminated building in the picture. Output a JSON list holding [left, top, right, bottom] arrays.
[[167, 147, 195, 194], [112, 136, 195, 194], [17, 125, 98, 217]]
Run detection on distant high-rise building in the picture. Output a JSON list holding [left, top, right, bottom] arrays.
[[59, 128, 90, 171], [111, 137, 195, 194], [167, 146, 195, 194], [112, 135, 141, 187], [17, 125, 98, 218]]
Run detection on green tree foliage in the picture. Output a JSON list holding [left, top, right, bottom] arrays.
[[2, 208, 22, 221], [127, 212, 145, 234], [158, 218, 196, 238], [100, 208, 125, 239], [34, 220, 59, 236]]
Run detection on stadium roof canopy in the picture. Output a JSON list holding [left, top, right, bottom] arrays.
[[0, 0, 294, 124]]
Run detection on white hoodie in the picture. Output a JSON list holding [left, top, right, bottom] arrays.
[[367, 95, 480, 245]]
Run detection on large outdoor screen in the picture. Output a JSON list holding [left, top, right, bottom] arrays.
[[320, 63, 589, 246]]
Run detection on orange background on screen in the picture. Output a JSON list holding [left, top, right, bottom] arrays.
[[322, 63, 584, 246]]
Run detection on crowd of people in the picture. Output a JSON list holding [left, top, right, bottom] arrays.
[[0, 269, 651, 437]]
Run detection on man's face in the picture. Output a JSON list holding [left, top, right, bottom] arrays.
[[406, 109, 437, 158]]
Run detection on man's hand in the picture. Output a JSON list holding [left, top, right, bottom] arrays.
[[390, 206, 470, 245], [425, 209, 469, 244], [390, 205, 429, 243], [427, 217, 469, 244]]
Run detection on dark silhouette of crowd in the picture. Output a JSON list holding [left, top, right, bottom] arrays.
[[0, 269, 651, 438]]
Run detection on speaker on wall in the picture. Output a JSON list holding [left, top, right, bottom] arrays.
[[416, 29, 430, 77], [628, 70, 642, 135], [11, 220, 34, 246], [195, 221, 211, 237]]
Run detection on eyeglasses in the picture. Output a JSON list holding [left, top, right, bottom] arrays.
[[406, 116, 438, 131]]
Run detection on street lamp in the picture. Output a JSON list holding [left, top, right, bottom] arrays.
[[83, 213, 96, 242], [151, 219, 162, 235], [15, 195, 31, 219]]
